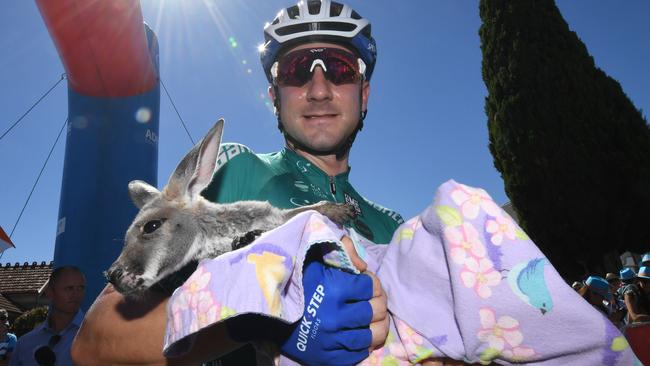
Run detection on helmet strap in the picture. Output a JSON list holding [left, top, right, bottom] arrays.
[[274, 85, 366, 160]]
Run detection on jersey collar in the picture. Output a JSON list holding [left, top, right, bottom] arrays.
[[281, 148, 351, 182]]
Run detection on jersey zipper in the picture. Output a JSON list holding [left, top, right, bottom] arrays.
[[329, 176, 337, 198]]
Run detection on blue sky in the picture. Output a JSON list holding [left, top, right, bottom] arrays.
[[1, 1, 649, 264]]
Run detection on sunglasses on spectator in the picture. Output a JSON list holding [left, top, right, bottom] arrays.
[[34, 334, 61, 366], [271, 47, 366, 87]]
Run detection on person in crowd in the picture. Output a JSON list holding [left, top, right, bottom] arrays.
[[579, 276, 625, 326], [571, 280, 584, 292], [622, 266, 650, 323], [606, 272, 627, 316], [0, 309, 17, 366], [641, 252, 650, 267], [606, 272, 622, 293], [9, 266, 86, 366]]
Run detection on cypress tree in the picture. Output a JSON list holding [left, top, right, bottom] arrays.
[[479, 0, 650, 279]]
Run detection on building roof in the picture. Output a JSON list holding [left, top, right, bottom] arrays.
[[0, 292, 22, 313], [0, 261, 53, 294]]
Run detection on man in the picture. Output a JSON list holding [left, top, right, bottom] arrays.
[[641, 252, 650, 267], [10, 266, 86, 366], [606, 272, 626, 315], [579, 275, 625, 326], [605, 272, 621, 292], [623, 266, 650, 323], [202, 3, 401, 245], [73, 1, 395, 365], [0, 309, 17, 366]]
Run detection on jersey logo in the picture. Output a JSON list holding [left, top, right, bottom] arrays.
[[295, 160, 310, 173], [290, 198, 312, 207], [215, 143, 253, 170], [363, 197, 404, 224], [344, 193, 362, 216], [294, 180, 309, 192]]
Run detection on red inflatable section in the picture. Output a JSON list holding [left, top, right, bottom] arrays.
[[625, 322, 650, 365], [35, 0, 157, 97]]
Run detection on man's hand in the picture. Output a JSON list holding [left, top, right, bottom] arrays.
[[340, 236, 389, 351], [71, 285, 171, 366], [280, 260, 372, 365], [72, 285, 240, 366], [280, 236, 389, 365], [366, 271, 389, 350]]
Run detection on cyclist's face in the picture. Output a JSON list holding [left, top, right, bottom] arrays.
[[272, 42, 369, 154]]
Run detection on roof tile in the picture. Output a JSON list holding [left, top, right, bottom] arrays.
[[0, 293, 22, 313], [0, 261, 53, 294]]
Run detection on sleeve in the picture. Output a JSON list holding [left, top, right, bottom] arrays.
[[8, 334, 16, 351], [7, 337, 19, 366], [201, 143, 267, 203], [623, 284, 639, 296]]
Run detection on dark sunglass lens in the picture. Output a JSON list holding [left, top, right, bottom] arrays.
[[277, 48, 359, 86], [327, 58, 358, 85], [278, 53, 312, 86]]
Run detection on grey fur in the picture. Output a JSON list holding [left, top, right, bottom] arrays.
[[106, 119, 355, 298]]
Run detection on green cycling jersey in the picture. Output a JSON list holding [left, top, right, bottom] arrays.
[[202, 143, 404, 244]]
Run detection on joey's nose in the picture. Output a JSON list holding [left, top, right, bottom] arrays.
[[105, 266, 123, 285]]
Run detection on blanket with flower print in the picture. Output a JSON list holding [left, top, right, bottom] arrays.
[[164, 180, 641, 365]]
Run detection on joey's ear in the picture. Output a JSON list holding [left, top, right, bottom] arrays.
[[165, 119, 224, 200], [128, 180, 161, 209]]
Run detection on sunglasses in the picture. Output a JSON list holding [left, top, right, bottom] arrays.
[[34, 334, 61, 366], [271, 47, 366, 87]]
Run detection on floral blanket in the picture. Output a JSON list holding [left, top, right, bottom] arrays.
[[164, 180, 641, 365]]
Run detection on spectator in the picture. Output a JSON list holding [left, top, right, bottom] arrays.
[[606, 272, 622, 292], [606, 272, 626, 314], [9, 266, 85, 366], [579, 276, 625, 326], [571, 281, 584, 292], [0, 309, 17, 366], [619, 267, 650, 324], [641, 252, 650, 267]]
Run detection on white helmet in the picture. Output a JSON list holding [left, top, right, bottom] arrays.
[[260, 0, 377, 83]]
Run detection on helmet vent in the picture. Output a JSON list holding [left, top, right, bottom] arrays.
[[350, 10, 362, 20], [272, 17, 280, 25], [307, 0, 321, 15], [287, 5, 300, 19], [361, 24, 371, 38], [275, 21, 357, 36], [330, 2, 343, 16]]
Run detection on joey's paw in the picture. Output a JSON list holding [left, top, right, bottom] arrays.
[[231, 229, 265, 250], [316, 202, 357, 225]]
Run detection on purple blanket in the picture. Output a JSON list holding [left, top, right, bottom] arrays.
[[164, 180, 641, 365]]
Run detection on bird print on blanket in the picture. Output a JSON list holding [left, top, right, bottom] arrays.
[[507, 258, 553, 315]]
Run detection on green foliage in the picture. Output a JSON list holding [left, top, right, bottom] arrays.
[[479, 0, 650, 278], [12, 306, 48, 337]]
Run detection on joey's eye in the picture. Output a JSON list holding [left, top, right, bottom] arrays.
[[143, 219, 165, 234]]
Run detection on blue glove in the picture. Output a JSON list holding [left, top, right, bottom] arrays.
[[281, 260, 374, 366]]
